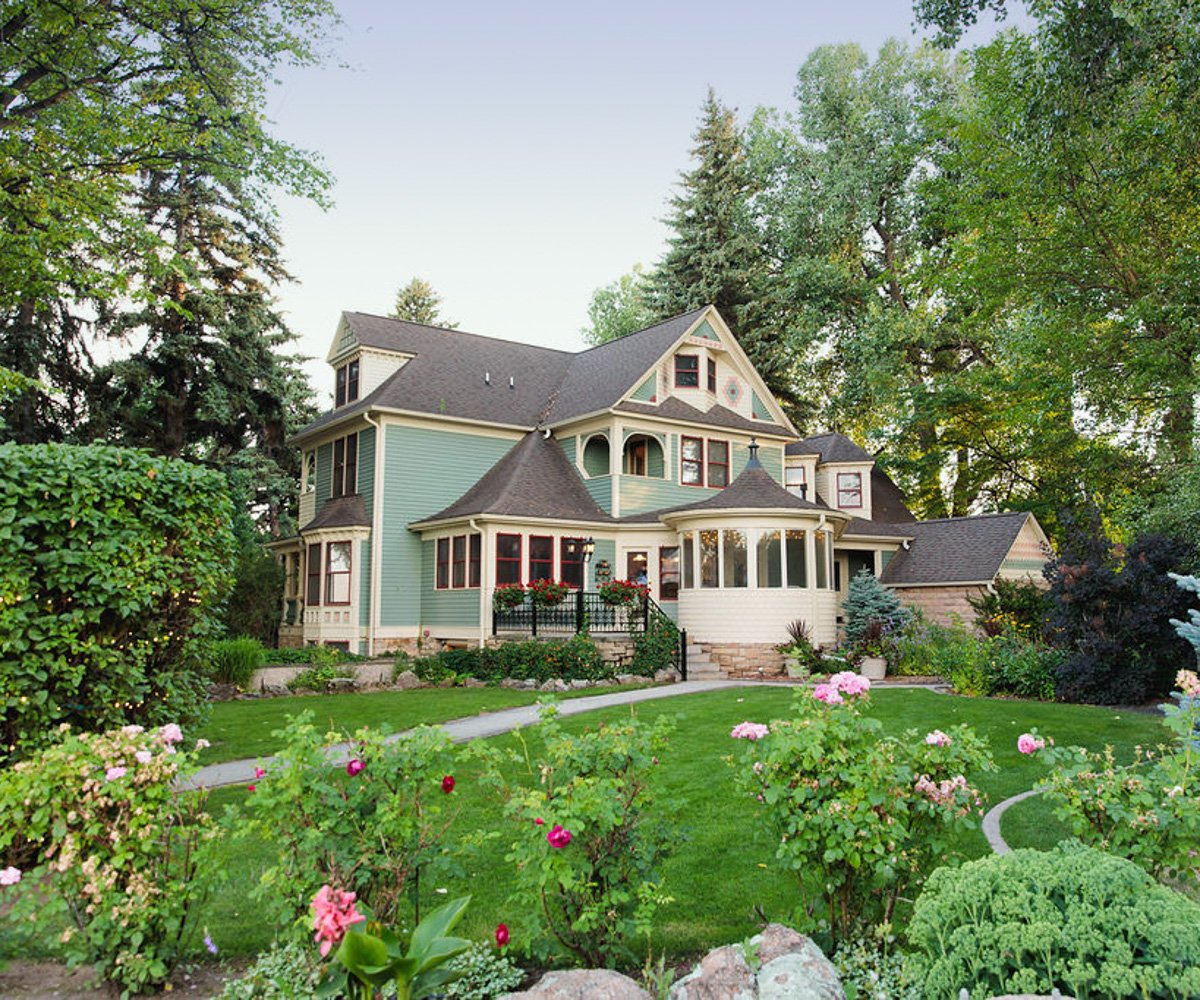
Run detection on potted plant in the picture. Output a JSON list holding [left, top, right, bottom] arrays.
[[856, 618, 891, 680], [599, 579, 648, 607], [527, 579, 570, 607], [492, 582, 526, 611], [775, 619, 822, 681]]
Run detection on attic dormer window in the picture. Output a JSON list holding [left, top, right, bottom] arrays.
[[837, 471, 863, 508], [335, 359, 360, 407], [674, 354, 699, 388]]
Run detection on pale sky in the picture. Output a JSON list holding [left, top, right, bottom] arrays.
[[266, 1, 1021, 404]]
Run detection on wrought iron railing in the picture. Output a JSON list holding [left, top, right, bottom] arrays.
[[492, 590, 652, 636]]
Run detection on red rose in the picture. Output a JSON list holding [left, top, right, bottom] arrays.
[[442, 774, 455, 794], [495, 922, 509, 947]]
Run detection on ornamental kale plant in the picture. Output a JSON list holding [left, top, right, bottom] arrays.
[[236, 712, 460, 930], [0, 722, 216, 996], [478, 703, 676, 967], [728, 673, 994, 940]]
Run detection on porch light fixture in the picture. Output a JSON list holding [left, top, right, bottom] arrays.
[[582, 537, 595, 563]]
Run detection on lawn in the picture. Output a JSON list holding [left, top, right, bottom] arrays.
[[187, 686, 1170, 962]]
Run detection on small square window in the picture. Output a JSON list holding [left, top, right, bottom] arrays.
[[674, 355, 699, 388], [837, 472, 863, 508]]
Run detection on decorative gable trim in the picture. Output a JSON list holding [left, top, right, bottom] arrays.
[[630, 375, 657, 403]]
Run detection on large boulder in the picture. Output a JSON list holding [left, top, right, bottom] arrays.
[[392, 669, 422, 690], [503, 969, 650, 999], [670, 943, 756, 1000], [670, 924, 842, 1000]]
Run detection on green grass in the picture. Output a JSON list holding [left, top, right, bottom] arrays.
[[194, 683, 650, 764], [194, 688, 1170, 960]]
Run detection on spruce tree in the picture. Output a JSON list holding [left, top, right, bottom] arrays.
[[842, 568, 911, 642], [391, 278, 457, 328]]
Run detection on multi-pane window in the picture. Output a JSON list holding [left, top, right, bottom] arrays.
[[681, 532, 694, 589], [659, 547, 680, 600], [707, 440, 730, 488], [784, 465, 806, 497], [757, 531, 782, 588], [306, 543, 322, 606], [496, 533, 522, 585], [699, 529, 719, 588], [332, 433, 358, 497], [529, 535, 554, 582], [436, 538, 450, 589], [335, 359, 360, 408], [674, 354, 699, 387], [681, 436, 704, 485], [786, 530, 807, 588], [469, 535, 481, 587], [325, 541, 351, 604], [837, 472, 863, 508], [560, 538, 585, 589], [707, 357, 717, 392], [723, 529, 747, 587], [452, 535, 467, 588]]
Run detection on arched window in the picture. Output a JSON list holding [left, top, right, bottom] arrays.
[[622, 434, 664, 477], [582, 434, 610, 477]]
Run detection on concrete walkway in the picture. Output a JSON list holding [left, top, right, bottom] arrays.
[[981, 788, 1040, 854], [184, 679, 770, 790]]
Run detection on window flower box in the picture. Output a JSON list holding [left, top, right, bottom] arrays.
[[492, 582, 527, 611], [527, 579, 570, 607], [599, 579, 648, 606]]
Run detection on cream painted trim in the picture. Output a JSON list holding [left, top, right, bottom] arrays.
[[606, 409, 794, 441], [838, 534, 911, 544], [888, 580, 994, 589], [365, 411, 383, 656], [265, 537, 302, 552], [293, 406, 532, 446], [412, 514, 619, 535], [662, 507, 851, 528]]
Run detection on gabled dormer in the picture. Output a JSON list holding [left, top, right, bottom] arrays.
[[788, 433, 876, 520], [325, 314, 414, 408]]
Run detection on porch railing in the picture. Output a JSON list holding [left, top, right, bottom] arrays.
[[493, 590, 660, 636]]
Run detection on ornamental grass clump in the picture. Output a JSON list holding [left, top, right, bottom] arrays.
[[235, 711, 460, 930], [478, 702, 676, 967], [0, 722, 215, 996], [728, 673, 994, 940]]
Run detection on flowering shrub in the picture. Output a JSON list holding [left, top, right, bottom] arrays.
[[479, 703, 676, 966], [492, 582, 526, 610], [728, 677, 994, 939], [0, 722, 215, 995], [236, 712, 459, 929], [1035, 670, 1200, 882], [526, 578, 571, 607], [906, 842, 1200, 997], [598, 578, 648, 606]]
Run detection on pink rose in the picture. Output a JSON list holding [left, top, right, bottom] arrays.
[[1017, 733, 1045, 754], [547, 824, 572, 848], [534, 817, 545, 826], [812, 683, 843, 705], [346, 759, 364, 777], [0, 866, 21, 886], [924, 730, 952, 747], [157, 723, 183, 745], [105, 766, 127, 781], [829, 671, 871, 696], [730, 721, 770, 741], [254, 767, 267, 779]]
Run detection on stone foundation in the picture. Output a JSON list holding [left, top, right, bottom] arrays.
[[891, 584, 986, 628], [378, 636, 446, 656], [697, 642, 787, 679]]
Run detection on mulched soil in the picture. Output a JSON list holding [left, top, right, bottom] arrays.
[[0, 959, 250, 999]]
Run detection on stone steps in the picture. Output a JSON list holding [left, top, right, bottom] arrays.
[[684, 645, 725, 680]]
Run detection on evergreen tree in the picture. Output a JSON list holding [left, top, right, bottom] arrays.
[[842, 568, 912, 642], [647, 91, 799, 414], [391, 277, 457, 327]]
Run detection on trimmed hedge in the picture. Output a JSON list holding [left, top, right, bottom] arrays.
[[907, 842, 1200, 998], [409, 635, 622, 684], [0, 443, 235, 763]]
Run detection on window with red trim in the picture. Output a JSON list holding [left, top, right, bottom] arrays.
[[325, 541, 351, 604], [659, 546, 680, 600], [560, 537, 585, 588], [707, 357, 717, 392], [496, 533, 522, 585], [469, 535, 481, 587], [452, 535, 467, 588], [707, 440, 730, 488], [674, 354, 699, 387], [837, 472, 863, 508], [681, 436, 703, 486], [435, 537, 450, 589], [529, 535, 553, 582], [306, 543, 322, 606]]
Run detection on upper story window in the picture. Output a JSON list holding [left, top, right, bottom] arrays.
[[681, 436, 730, 488], [707, 440, 729, 488], [707, 357, 717, 392], [325, 541, 352, 604], [837, 471, 863, 508], [332, 433, 358, 497], [785, 465, 807, 498], [674, 354, 700, 387], [681, 436, 704, 485], [335, 359, 360, 408]]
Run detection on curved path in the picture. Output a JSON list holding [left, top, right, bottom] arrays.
[[981, 788, 1039, 854], [184, 679, 767, 790]]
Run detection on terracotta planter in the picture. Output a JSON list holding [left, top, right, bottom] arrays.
[[860, 655, 887, 681]]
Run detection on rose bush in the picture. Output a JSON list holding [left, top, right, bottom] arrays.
[[0, 722, 215, 995], [728, 673, 994, 939]]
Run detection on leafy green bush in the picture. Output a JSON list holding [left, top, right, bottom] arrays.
[[217, 940, 320, 999], [415, 636, 614, 685], [479, 703, 676, 966], [0, 443, 235, 763], [0, 722, 215, 995], [632, 614, 679, 676], [441, 941, 524, 999], [236, 712, 459, 929], [728, 677, 994, 940], [223, 534, 285, 645], [968, 577, 1050, 639], [209, 636, 267, 686], [906, 843, 1200, 998], [265, 645, 367, 665], [833, 936, 921, 1000], [286, 662, 356, 691]]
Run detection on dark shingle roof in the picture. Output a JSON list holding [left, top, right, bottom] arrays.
[[841, 518, 915, 539], [880, 512, 1031, 585], [615, 397, 790, 436], [871, 467, 915, 523], [663, 451, 832, 517], [301, 494, 371, 532], [411, 431, 615, 526], [787, 432, 873, 464]]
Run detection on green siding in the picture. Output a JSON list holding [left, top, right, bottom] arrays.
[[590, 539, 617, 589], [630, 376, 656, 402], [584, 474, 612, 511], [381, 425, 518, 627], [751, 391, 771, 420], [315, 442, 333, 507], [658, 601, 678, 623], [582, 436, 610, 477], [622, 431, 665, 479], [558, 435, 576, 466], [692, 319, 720, 341], [357, 426, 375, 627], [420, 539, 481, 627], [622, 477, 717, 515], [881, 550, 894, 571]]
